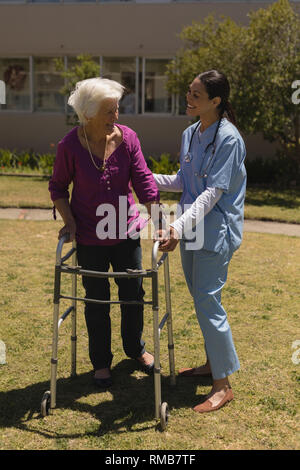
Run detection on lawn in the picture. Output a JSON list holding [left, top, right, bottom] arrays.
[[0, 175, 51, 209], [1, 175, 300, 224], [0, 219, 299, 450]]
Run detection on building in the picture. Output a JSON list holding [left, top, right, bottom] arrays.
[[0, 0, 299, 159]]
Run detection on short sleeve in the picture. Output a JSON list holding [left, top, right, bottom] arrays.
[[206, 137, 242, 194]]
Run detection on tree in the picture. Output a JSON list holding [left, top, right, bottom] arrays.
[[166, 0, 300, 175], [54, 54, 100, 126], [239, 0, 300, 158], [165, 15, 246, 97]]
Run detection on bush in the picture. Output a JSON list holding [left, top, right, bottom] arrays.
[[245, 151, 300, 187], [36, 153, 56, 176], [147, 153, 180, 174], [0, 149, 55, 175]]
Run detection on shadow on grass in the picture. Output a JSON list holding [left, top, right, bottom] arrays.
[[0, 173, 50, 181], [0, 359, 211, 439], [245, 188, 300, 209]]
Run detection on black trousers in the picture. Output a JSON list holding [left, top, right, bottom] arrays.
[[76, 238, 145, 370]]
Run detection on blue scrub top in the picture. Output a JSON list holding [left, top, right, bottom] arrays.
[[178, 118, 247, 253]]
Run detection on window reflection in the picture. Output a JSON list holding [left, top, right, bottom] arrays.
[[144, 59, 171, 113], [102, 57, 136, 114], [30, 0, 60, 3], [0, 1, 293, 3], [67, 55, 100, 76], [66, 56, 100, 114], [34, 57, 65, 112], [63, 0, 97, 3], [0, 56, 175, 114], [0, 58, 30, 110]]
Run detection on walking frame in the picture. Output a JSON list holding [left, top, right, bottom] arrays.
[[41, 233, 176, 431]]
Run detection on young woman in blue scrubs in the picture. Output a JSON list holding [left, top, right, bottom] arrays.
[[153, 70, 247, 413]]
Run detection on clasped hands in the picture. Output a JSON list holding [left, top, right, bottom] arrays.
[[154, 226, 179, 252]]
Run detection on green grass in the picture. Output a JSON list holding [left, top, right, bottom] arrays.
[[0, 220, 299, 449], [0, 175, 51, 209], [1, 175, 300, 223], [244, 187, 300, 224]]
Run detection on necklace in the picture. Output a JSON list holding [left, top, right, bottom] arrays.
[[83, 126, 106, 172]]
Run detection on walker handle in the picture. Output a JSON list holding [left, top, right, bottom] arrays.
[[56, 232, 73, 265], [152, 240, 168, 270]]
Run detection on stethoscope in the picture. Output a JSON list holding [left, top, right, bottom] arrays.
[[184, 118, 222, 178]]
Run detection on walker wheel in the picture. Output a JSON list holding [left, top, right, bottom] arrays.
[[41, 391, 51, 417], [160, 402, 169, 431]]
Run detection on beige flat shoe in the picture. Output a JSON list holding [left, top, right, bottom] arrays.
[[193, 389, 234, 413]]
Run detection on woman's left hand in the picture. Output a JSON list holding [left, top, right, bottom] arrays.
[[154, 226, 179, 252]]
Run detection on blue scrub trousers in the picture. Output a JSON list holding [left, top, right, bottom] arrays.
[[180, 234, 240, 380]]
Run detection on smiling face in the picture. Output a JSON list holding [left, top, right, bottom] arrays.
[[91, 98, 120, 135], [186, 77, 221, 119]]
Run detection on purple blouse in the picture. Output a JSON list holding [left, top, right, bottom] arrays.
[[49, 125, 160, 245]]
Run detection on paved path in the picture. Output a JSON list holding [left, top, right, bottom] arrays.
[[243, 219, 300, 237], [1, 207, 300, 237], [0, 207, 57, 221]]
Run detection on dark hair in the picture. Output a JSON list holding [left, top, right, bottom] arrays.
[[198, 70, 237, 126]]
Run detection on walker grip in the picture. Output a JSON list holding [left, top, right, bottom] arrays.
[[126, 268, 147, 275]]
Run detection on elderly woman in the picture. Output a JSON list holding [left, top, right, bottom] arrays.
[[49, 77, 160, 388]]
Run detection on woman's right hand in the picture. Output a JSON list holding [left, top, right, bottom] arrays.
[[53, 199, 76, 243], [58, 219, 76, 243]]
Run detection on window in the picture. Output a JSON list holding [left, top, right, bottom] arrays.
[[0, 55, 176, 115], [0, 1, 294, 3], [143, 59, 171, 113], [63, 0, 97, 3], [33, 57, 65, 112], [0, 58, 30, 110], [67, 55, 100, 71], [102, 57, 137, 114], [1, 0, 125, 2], [65, 55, 100, 114], [30, 0, 60, 3]]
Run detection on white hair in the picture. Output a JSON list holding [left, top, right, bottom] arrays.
[[68, 77, 125, 125]]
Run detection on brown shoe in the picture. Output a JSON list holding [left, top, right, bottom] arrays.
[[193, 389, 234, 413], [178, 367, 212, 378]]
